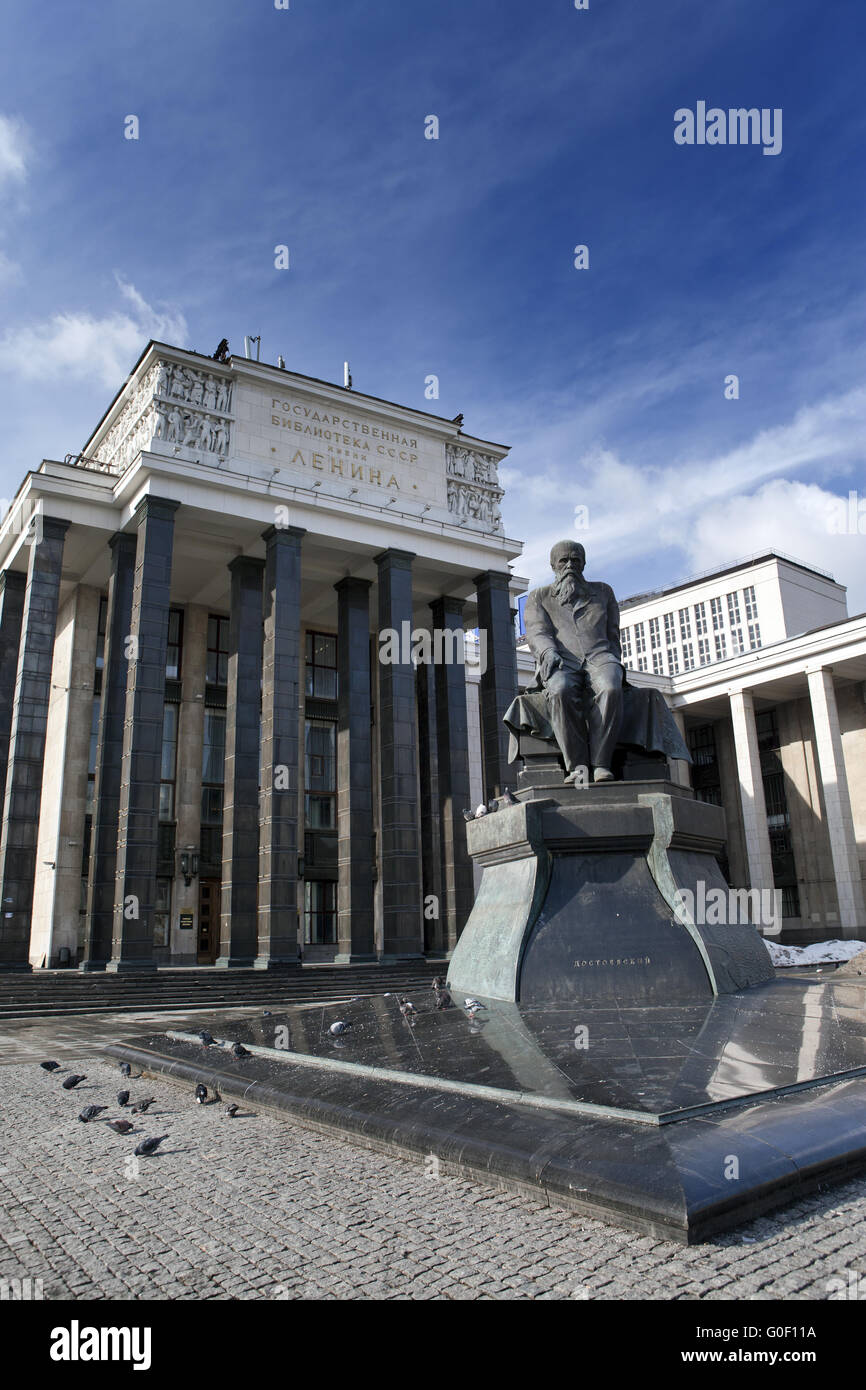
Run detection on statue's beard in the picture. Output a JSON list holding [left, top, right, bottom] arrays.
[[553, 572, 587, 606]]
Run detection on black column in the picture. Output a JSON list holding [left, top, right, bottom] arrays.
[[0, 519, 70, 971], [375, 549, 423, 959], [217, 556, 265, 968], [257, 525, 305, 969], [334, 578, 375, 962], [474, 569, 518, 801], [109, 497, 179, 973], [416, 660, 443, 954], [0, 570, 26, 829], [430, 596, 474, 950], [81, 532, 137, 970]]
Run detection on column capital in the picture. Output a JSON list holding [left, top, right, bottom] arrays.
[[473, 569, 511, 593], [374, 548, 415, 570], [39, 516, 72, 541], [107, 530, 138, 556], [133, 496, 180, 524], [227, 554, 266, 576], [430, 594, 466, 620], [262, 524, 306, 545], [334, 576, 372, 595], [0, 569, 27, 594]]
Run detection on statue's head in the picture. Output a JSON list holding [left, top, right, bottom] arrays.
[[550, 540, 586, 575]]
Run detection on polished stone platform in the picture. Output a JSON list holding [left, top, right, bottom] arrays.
[[106, 971, 866, 1243]]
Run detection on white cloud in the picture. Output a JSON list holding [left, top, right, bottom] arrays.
[[0, 278, 188, 388], [0, 114, 29, 186], [505, 386, 866, 607]]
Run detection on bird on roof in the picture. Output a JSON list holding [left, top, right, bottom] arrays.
[[212, 339, 229, 362], [452, 414, 464, 426]]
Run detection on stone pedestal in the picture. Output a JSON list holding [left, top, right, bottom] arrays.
[[448, 778, 774, 1005]]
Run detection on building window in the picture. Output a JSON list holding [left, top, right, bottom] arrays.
[[85, 697, 100, 817], [697, 637, 711, 665], [200, 711, 227, 863], [678, 608, 691, 641], [304, 880, 337, 945], [668, 646, 680, 674], [730, 628, 745, 655], [159, 703, 178, 821], [621, 627, 632, 662], [206, 615, 230, 685], [682, 641, 694, 670], [648, 616, 661, 650], [166, 608, 183, 681], [726, 591, 742, 626], [688, 724, 723, 807], [714, 631, 727, 661], [710, 596, 724, 631], [663, 612, 677, 646], [154, 878, 172, 948], [743, 585, 758, 623], [694, 602, 708, 637], [636, 656, 647, 672], [305, 632, 338, 699], [95, 595, 109, 674], [305, 719, 336, 828], [651, 650, 663, 673], [748, 622, 762, 650], [633, 622, 646, 656]]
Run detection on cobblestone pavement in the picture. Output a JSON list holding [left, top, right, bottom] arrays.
[[2, 1045, 866, 1301]]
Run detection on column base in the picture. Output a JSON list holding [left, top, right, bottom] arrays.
[[78, 960, 107, 972], [253, 957, 302, 971], [105, 960, 158, 974], [214, 956, 256, 970], [334, 953, 377, 965]]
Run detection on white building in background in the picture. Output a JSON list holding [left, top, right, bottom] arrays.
[[616, 552, 866, 942]]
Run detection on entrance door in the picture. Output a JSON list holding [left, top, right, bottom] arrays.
[[197, 879, 221, 964]]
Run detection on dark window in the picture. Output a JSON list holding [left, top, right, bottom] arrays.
[[95, 595, 109, 673], [201, 710, 226, 833], [85, 697, 101, 816], [305, 631, 337, 699], [159, 704, 178, 821], [154, 878, 172, 948], [304, 880, 337, 945], [166, 608, 184, 681], [305, 719, 336, 829], [207, 615, 230, 685]]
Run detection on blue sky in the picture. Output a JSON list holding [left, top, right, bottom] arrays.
[[1, 0, 866, 606]]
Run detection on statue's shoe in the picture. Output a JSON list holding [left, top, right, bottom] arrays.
[[563, 767, 589, 786], [593, 766, 614, 782]]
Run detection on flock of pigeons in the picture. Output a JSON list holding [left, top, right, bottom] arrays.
[[326, 980, 488, 1039], [38, 1039, 255, 1156], [463, 789, 517, 821]]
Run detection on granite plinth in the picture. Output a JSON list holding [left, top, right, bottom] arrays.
[[107, 974, 866, 1243], [447, 781, 774, 1005]]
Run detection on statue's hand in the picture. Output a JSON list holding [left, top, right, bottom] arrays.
[[539, 649, 561, 683]]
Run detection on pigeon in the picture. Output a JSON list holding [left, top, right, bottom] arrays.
[[40, 1061, 61, 1072], [212, 338, 229, 363], [117, 1090, 130, 1108], [474, 804, 488, 819], [464, 998, 486, 1011], [231, 1042, 251, 1058], [195, 1084, 208, 1104], [119, 1062, 131, 1077], [78, 1105, 108, 1123], [134, 1135, 168, 1157], [434, 986, 453, 1010], [328, 1021, 352, 1037], [130, 1098, 156, 1114], [225, 1103, 239, 1118], [452, 413, 464, 426], [199, 1030, 217, 1047], [398, 996, 417, 1020], [487, 800, 499, 814], [462, 809, 474, 822], [62, 1074, 87, 1090], [262, 1010, 272, 1017], [498, 788, 518, 806], [108, 1119, 134, 1135]]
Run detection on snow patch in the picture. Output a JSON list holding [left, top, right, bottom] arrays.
[[765, 939, 866, 968]]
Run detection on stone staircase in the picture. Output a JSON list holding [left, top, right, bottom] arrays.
[[0, 961, 445, 1021]]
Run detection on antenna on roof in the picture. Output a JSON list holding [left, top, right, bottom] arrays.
[[244, 335, 261, 361], [343, 361, 352, 389]]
